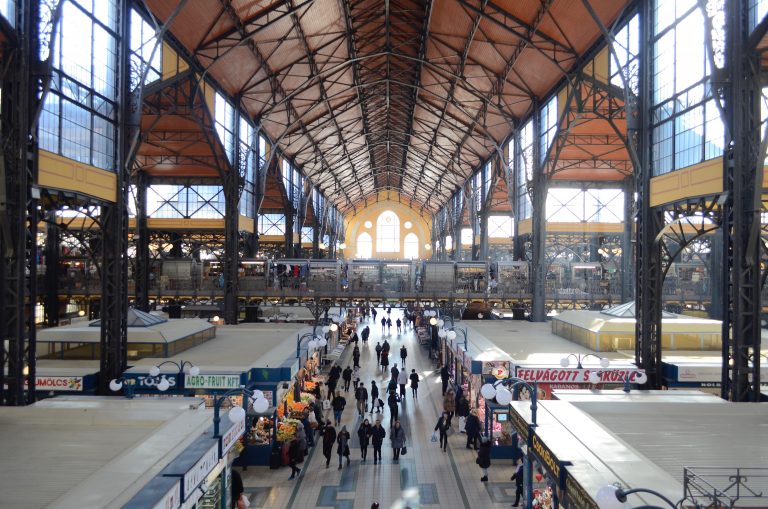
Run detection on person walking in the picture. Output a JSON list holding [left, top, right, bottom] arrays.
[[357, 418, 372, 462], [477, 436, 491, 482], [409, 369, 419, 398], [352, 346, 361, 369], [371, 420, 386, 464], [440, 365, 450, 395], [400, 345, 407, 367], [397, 368, 408, 399], [352, 366, 361, 390], [231, 469, 244, 508], [342, 366, 352, 392], [465, 408, 481, 450], [327, 374, 338, 400], [390, 363, 400, 382], [386, 317, 392, 335], [361, 325, 370, 344], [380, 349, 389, 372], [396, 318, 402, 334], [387, 389, 399, 425], [375, 341, 382, 364], [332, 392, 346, 426], [322, 421, 336, 468], [355, 381, 368, 417], [287, 436, 303, 479], [337, 425, 351, 469], [443, 388, 456, 426], [370, 380, 379, 412], [382, 339, 390, 354], [391, 420, 406, 462], [381, 316, 386, 334], [511, 458, 524, 506], [371, 307, 377, 322], [434, 412, 450, 452]]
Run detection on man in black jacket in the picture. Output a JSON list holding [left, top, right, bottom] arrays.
[[370, 420, 386, 465], [440, 365, 450, 395], [355, 382, 368, 417], [332, 393, 346, 426]]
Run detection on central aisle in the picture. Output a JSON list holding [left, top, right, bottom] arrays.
[[239, 309, 515, 509]]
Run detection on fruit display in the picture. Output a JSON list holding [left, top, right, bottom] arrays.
[[276, 418, 301, 442]]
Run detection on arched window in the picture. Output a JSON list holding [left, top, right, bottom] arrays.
[[376, 210, 400, 252], [403, 233, 419, 259], [356, 232, 372, 259]]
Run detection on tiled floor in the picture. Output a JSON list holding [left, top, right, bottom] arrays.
[[238, 309, 514, 509]]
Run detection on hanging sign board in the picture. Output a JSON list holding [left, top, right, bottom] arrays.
[[185, 374, 241, 390]]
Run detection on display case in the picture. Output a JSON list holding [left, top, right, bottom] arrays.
[[349, 260, 380, 292], [456, 262, 487, 293], [381, 262, 411, 292]]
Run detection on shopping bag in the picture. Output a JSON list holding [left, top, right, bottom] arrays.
[[430, 432, 438, 443], [240, 494, 251, 508], [322, 399, 331, 410], [401, 446, 407, 455], [458, 416, 466, 433]]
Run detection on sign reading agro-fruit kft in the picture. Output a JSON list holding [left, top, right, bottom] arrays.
[[185, 374, 241, 390]]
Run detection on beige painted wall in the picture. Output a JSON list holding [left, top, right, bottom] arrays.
[[344, 199, 432, 260]]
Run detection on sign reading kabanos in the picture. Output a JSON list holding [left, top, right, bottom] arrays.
[[515, 367, 646, 383]]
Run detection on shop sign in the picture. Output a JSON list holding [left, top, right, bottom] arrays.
[[508, 407, 529, 441], [182, 443, 219, 501], [531, 434, 564, 487], [127, 374, 179, 390], [676, 365, 720, 382], [564, 472, 599, 509], [221, 416, 246, 456], [483, 361, 510, 379], [185, 374, 241, 390], [151, 482, 181, 509], [515, 367, 646, 384], [28, 376, 83, 391]]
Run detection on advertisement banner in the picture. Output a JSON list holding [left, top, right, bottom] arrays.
[[483, 361, 510, 379], [28, 376, 83, 391], [515, 367, 645, 384], [221, 417, 246, 456], [182, 443, 219, 501], [185, 374, 241, 390]]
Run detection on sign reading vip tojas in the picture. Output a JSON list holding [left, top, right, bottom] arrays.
[[125, 373, 179, 390]]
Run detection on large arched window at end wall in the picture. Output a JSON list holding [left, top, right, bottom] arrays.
[[376, 210, 400, 252], [356, 232, 372, 259], [403, 233, 419, 259]]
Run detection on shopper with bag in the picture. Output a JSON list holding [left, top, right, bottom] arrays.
[[337, 425, 351, 469], [511, 458, 524, 506], [390, 420, 406, 462], [434, 412, 450, 452], [370, 380, 379, 412], [456, 393, 470, 433], [399, 345, 407, 367]]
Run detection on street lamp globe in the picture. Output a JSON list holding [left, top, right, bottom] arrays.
[[252, 397, 269, 414], [480, 383, 497, 400], [437, 319, 444, 327], [496, 387, 513, 405], [330, 323, 338, 332], [447, 330, 457, 340], [595, 485, 624, 509], [318, 337, 328, 347], [588, 371, 601, 384], [600, 357, 610, 368], [560, 357, 570, 368], [322, 325, 330, 333], [157, 378, 171, 391], [109, 379, 123, 392], [149, 366, 161, 377], [229, 405, 246, 423], [429, 317, 437, 326], [252, 390, 264, 400], [635, 371, 648, 384], [189, 366, 201, 376]]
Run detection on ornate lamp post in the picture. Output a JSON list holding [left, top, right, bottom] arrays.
[[481, 377, 539, 509]]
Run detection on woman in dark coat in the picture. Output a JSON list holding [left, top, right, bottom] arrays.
[[434, 412, 450, 452], [322, 421, 337, 468], [465, 408, 481, 450], [477, 436, 492, 482], [288, 437, 302, 479], [357, 419, 372, 462], [337, 425, 351, 469]]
